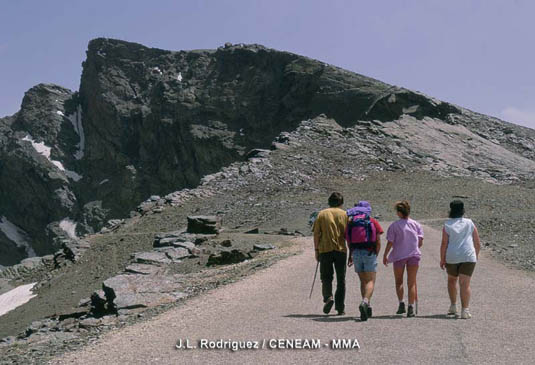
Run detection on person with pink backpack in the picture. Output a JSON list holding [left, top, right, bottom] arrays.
[[346, 201, 384, 321]]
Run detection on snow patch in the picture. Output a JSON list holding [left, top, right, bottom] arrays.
[[22, 135, 66, 171], [22, 135, 52, 159], [0, 283, 37, 317], [59, 218, 77, 239], [99, 179, 109, 185], [0, 216, 36, 257], [56, 110, 64, 116], [177, 72, 183, 82], [151, 66, 163, 75], [67, 105, 85, 160]]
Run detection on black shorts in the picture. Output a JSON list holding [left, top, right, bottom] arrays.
[[446, 262, 476, 277]]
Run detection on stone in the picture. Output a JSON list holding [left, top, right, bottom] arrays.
[[132, 251, 171, 265], [172, 241, 196, 250], [207, 249, 251, 266], [245, 228, 259, 234], [125, 263, 162, 275], [253, 244, 276, 251], [102, 274, 186, 310], [187, 215, 222, 234], [246, 149, 271, 159], [78, 318, 101, 329], [156, 247, 190, 261], [219, 240, 232, 247], [90, 290, 108, 314]]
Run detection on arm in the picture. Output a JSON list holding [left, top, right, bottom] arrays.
[[346, 226, 354, 267], [383, 241, 393, 266], [375, 235, 382, 256], [313, 230, 320, 262], [440, 227, 448, 269], [314, 216, 321, 261], [418, 224, 424, 248], [473, 225, 481, 260]]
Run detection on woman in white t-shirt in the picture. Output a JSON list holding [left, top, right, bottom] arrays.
[[440, 200, 481, 319]]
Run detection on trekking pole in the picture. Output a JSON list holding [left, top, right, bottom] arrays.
[[309, 261, 320, 299]]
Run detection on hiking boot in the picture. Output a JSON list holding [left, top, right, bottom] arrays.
[[407, 305, 415, 318], [323, 299, 334, 314], [367, 306, 372, 318], [359, 302, 369, 322], [448, 304, 458, 316], [396, 302, 406, 314], [336, 310, 345, 316], [461, 308, 472, 319]]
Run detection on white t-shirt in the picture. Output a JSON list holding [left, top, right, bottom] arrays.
[[444, 218, 477, 264]]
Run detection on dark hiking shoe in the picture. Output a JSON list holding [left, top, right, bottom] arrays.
[[367, 306, 373, 318], [323, 299, 334, 314], [359, 302, 369, 322], [396, 302, 406, 314], [407, 305, 415, 318], [336, 310, 345, 316]]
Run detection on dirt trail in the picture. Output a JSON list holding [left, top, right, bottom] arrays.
[[52, 225, 535, 364]]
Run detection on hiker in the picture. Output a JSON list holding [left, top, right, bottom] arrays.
[[313, 192, 348, 315], [346, 201, 384, 321], [383, 200, 423, 317], [440, 200, 481, 319]]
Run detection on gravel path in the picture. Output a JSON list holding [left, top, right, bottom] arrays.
[[52, 225, 535, 364]]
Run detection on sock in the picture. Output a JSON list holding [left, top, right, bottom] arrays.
[[408, 304, 414, 308], [399, 300, 405, 304], [362, 298, 369, 305]]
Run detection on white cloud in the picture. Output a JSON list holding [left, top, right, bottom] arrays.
[[500, 107, 535, 130]]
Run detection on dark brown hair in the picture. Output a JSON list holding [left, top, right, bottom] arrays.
[[395, 200, 411, 218], [449, 200, 465, 218], [328, 192, 344, 207]]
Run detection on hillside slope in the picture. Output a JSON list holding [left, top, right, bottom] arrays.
[[1, 38, 534, 267]]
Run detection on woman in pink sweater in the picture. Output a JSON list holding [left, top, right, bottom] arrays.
[[383, 200, 424, 317]]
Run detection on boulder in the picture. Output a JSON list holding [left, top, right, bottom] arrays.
[[155, 247, 190, 261], [207, 249, 251, 266], [246, 149, 271, 159], [102, 274, 186, 311], [253, 244, 276, 251], [132, 251, 171, 265], [125, 263, 163, 275], [187, 215, 221, 234]]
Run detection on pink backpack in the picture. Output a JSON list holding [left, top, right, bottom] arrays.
[[345, 213, 377, 250]]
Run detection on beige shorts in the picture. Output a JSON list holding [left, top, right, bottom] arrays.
[[446, 262, 476, 277]]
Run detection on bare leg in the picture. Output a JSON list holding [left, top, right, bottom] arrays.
[[358, 272, 376, 300], [393, 266, 405, 302], [459, 274, 472, 308], [359, 276, 365, 298], [407, 265, 419, 305], [448, 275, 458, 305]]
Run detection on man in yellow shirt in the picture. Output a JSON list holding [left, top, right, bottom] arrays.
[[313, 192, 348, 315]]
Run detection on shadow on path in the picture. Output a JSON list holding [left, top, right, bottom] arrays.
[[284, 314, 356, 322]]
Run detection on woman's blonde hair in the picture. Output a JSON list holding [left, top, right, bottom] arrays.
[[395, 200, 411, 218]]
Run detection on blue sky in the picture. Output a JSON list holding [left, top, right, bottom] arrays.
[[1, 0, 534, 129]]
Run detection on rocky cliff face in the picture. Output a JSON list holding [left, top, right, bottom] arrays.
[[1, 38, 534, 266]]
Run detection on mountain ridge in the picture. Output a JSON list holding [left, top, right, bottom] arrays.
[[0, 38, 534, 267]]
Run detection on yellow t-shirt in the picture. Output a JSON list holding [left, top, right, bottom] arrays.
[[313, 207, 347, 253]]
